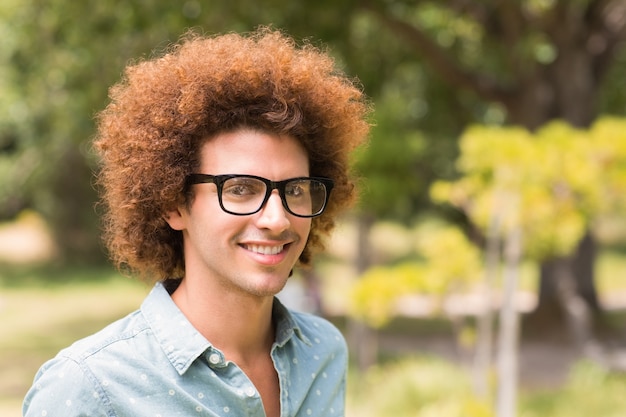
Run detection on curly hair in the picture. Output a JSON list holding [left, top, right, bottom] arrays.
[[94, 28, 370, 282]]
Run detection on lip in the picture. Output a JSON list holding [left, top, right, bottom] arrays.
[[239, 241, 293, 266]]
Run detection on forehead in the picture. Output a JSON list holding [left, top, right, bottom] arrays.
[[198, 129, 310, 178]]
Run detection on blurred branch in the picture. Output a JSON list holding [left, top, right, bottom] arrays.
[[587, 0, 626, 80], [360, 0, 512, 104], [493, 0, 529, 75]]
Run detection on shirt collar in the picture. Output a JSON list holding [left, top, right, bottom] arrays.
[[141, 283, 211, 375], [141, 283, 311, 375], [273, 297, 312, 347]]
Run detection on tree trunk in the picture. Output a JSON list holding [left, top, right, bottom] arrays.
[[473, 204, 501, 399], [347, 214, 378, 372], [548, 255, 601, 359], [496, 222, 522, 417], [50, 146, 105, 264], [533, 232, 600, 337], [507, 44, 602, 338], [571, 233, 600, 312]]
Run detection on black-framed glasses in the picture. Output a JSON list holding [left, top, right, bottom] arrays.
[[186, 174, 334, 218]]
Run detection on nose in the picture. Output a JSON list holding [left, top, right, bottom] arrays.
[[255, 190, 291, 232]]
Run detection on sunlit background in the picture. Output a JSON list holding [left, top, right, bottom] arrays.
[[2, 1, 626, 416]]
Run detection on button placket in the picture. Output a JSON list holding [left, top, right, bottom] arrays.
[[245, 386, 256, 398], [205, 350, 225, 368]]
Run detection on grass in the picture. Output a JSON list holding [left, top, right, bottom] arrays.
[[0, 270, 149, 416], [347, 355, 626, 417], [520, 361, 626, 417], [347, 356, 492, 417]]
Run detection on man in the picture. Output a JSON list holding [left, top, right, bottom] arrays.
[[23, 28, 369, 417]]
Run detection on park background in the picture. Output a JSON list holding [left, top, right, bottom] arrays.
[[2, 1, 626, 416]]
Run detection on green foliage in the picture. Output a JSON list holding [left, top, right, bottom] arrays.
[[350, 224, 482, 327], [351, 262, 425, 328], [352, 108, 427, 221], [348, 356, 494, 417], [415, 224, 483, 291], [4, 0, 626, 263], [431, 117, 626, 261], [587, 118, 626, 213], [0, 0, 206, 259], [520, 361, 626, 417], [0, 0, 483, 255], [348, 355, 626, 417]]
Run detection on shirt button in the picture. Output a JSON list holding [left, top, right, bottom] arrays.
[[208, 353, 221, 365], [245, 386, 256, 397]]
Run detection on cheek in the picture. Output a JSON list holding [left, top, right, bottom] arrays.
[[295, 218, 312, 243], [185, 205, 235, 242]]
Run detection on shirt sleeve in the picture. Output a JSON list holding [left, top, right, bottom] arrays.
[[23, 355, 111, 417]]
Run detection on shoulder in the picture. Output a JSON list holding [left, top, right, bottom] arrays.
[[62, 309, 148, 360], [23, 347, 110, 416], [23, 310, 146, 416]]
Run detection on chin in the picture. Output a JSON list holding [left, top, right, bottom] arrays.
[[245, 272, 290, 297]]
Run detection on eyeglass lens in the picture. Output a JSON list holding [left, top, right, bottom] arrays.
[[220, 176, 327, 216]]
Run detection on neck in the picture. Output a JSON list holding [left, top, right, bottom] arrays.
[[171, 277, 276, 363]]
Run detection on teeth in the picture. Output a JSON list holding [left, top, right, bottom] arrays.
[[245, 244, 284, 255]]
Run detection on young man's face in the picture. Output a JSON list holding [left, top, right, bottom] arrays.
[[166, 128, 312, 298]]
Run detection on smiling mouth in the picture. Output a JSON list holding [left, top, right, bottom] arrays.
[[241, 244, 286, 255]]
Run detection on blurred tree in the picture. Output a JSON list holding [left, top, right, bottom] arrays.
[[258, 0, 626, 330], [432, 117, 626, 367], [0, 0, 257, 262], [354, 0, 626, 329], [3, 1, 626, 327], [351, 224, 483, 328], [0, 0, 476, 261], [0, 0, 452, 265]]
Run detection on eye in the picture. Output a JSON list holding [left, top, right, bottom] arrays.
[[285, 180, 310, 198], [223, 178, 265, 197]]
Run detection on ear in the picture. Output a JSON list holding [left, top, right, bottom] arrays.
[[163, 207, 186, 231]]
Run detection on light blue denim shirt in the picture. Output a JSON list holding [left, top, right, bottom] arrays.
[[23, 282, 348, 417]]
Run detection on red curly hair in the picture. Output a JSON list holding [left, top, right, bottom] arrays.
[[94, 28, 370, 282]]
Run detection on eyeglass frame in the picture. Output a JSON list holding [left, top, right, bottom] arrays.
[[185, 173, 335, 218]]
